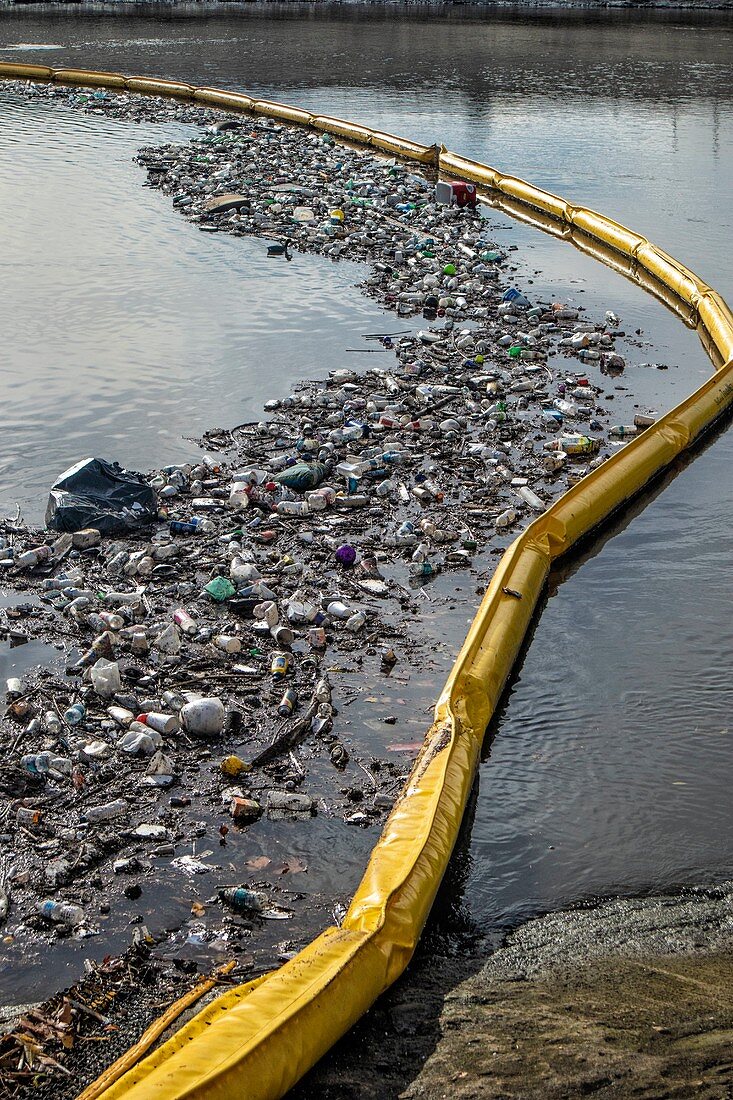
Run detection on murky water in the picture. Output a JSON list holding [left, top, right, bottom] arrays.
[[0, 4, 731, 972]]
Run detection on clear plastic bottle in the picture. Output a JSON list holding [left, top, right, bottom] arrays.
[[36, 899, 85, 926], [82, 798, 128, 823], [495, 507, 518, 529]]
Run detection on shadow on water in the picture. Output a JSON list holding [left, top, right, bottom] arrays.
[[289, 388, 733, 1099]]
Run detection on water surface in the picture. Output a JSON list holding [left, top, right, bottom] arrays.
[[0, 5, 731, 956]]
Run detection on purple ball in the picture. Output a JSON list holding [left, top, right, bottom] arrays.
[[335, 544, 357, 567]]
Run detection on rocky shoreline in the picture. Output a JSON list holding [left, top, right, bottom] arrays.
[[0, 77, 666, 1094]]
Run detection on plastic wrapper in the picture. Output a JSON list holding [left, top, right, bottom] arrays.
[[45, 457, 157, 534], [272, 461, 327, 492]]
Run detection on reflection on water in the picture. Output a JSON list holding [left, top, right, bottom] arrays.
[[0, 6, 731, 949], [0, 92, 388, 518], [1, 5, 731, 294], [468, 419, 733, 929]]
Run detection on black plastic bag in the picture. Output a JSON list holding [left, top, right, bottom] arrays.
[[45, 458, 158, 535]]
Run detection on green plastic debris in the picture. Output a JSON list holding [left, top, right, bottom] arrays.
[[272, 462, 327, 492], [205, 577, 236, 602]]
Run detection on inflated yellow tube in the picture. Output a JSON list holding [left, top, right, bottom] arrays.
[[570, 207, 648, 258], [439, 148, 502, 190], [192, 88, 255, 113], [311, 114, 377, 145], [124, 77, 195, 99], [368, 131, 439, 163], [1, 65, 732, 1100], [497, 175, 571, 223], [0, 61, 53, 81], [252, 100, 314, 127], [52, 68, 128, 90]]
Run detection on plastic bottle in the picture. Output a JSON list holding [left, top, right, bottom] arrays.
[[105, 550, 128, 575], [180, 697, 225, 736], [36, 899, 85, 926], [271, 653, 291, 680], [277, 688, 298, 717], [64, 702, 86, 726], [173, 608, 197, 636], [136, 712, 179, 735], [609, 424, 638, 438], [545, 435, 600, 456], [218, 887, 267, 913], [335, 494, 369, 509], [101, 589, 144, 608], [518, 486, 546, 512], [98, 611, 125, 631], [162, 689, 187, 711], [45, 710, 62, 736], [16, 545, 53, 570], [495, 507, 518, 529], [305, 486, 336, 511], [21, 752, 72, 777], [82, 798, 128, 823], [277, 500, 309, 516]]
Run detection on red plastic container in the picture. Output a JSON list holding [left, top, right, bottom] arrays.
[[435, 180, 478, 208]]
